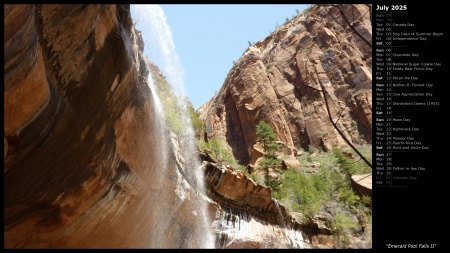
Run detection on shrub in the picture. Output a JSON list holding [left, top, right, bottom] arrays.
[[331, 212, 359, 248], [333, 146, 372, 179], [247, 172, 265, 185], [152, 73, 186, 135], [235, 164, 247, 171], [339, 185, 361, 207], [188, 106, 205, 139], [197, 138, 238, 166], [275, 146, 372, 217], [352, 89, 365, 97], [271, 144, 372, 247], [278, 169, 322, 217], [266, 177, 281, 195], [265, 143, 280, 157]]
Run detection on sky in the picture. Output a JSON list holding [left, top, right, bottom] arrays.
[[131, 4, 310, 110]]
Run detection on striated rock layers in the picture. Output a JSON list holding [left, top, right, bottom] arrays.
[[4, 4, 211, 248], [4, 4, 370, 249], [200, 151, 310, 248], [4, 4, 310, 249], [198, 4, 372, 165]]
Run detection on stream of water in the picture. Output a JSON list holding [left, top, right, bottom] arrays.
[[213, 208, 308, 248], [128, 5, 308, 249], [131, 4, 215, 248]]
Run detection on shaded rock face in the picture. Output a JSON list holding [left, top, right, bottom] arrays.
[[201, 159, 309, 248], [204, 162, 278, 222], [4, 4, 211, 248], [198, 4, 372, 164], [201, 154, 355, 249], [212, 208, 307, 249], [4, 4, 370, 249]]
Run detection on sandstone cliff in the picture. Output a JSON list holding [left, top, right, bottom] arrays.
[[4, 4, 311, 249], [4, 4, 370, 249], [198, 4, 372, 165], [4, 4, 212, 248]]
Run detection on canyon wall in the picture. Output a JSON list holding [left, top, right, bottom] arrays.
[[4, 4, 311, 248], [4, 4, 212, 248], [5, 4, 372, 249], [198, 4, 372, 165]]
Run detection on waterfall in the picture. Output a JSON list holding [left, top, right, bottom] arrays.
[[128, 5, 307, 249], [212, 208, 308, 248], [273, 199, 286, 227], [130, 4, 215, 248]]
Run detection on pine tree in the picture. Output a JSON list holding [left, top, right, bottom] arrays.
[[256, 121, 279, 157]]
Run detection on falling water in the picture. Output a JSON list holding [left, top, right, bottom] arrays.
[[273, 198, 293, 247], [130, 4, 215, 248], [145, 68, 165, 121], [213, 208, 308, 248], [273, 199, 285, 227], [128, 5, 307, 248]]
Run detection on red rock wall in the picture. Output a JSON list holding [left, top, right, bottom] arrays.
[[4, 4, 208, 248], [198, 4, 372, 164]]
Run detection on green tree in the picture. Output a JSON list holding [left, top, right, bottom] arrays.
[[265, 143, 279, 157], [333, 147, 371, 180], [333, 147, 357, 179], [256, 120, 279, 157]]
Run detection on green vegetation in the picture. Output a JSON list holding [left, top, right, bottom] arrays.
[[197, 138, 238, 167], [196, 136, 258, 183], [259, 157, 282, 171], [189, 100, 371, 247], [265, 143, 280, 158], [152, 73, 186, 135], [333, 146, 372, 180], [151, 71, 209, 138], [257, 156, 283, 189], [273, 146, 372, 216], [248, 172, 265, 185], [331, 212, 359, 248], [352, 89, 365, 97], [188, 106, 205, 139], [268, 144, 372, 247], [274, 169, 323, 217], [187, 93, 371, 247], [272, 157, 364, 218], [254, 121, 285, 190], [256, 120, 279, 157]]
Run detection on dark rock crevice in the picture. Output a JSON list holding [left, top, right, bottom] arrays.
[[224, 94, 250, 165]]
